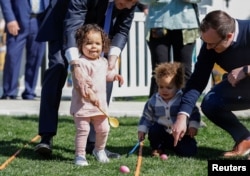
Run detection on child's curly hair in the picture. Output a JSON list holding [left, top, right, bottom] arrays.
[[154, 62, 185, 89], [75, 24, 110, 55]]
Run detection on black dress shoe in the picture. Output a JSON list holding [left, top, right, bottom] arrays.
[[22, 96, 35, 100], [22, 93, 36, 100], [0, 95, 17, 100], [34, 143, 52, 157], [34, 135, 53, 157]]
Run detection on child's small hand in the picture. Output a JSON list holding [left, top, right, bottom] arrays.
[[87, 89, 99, 107], [187, 127, 198, 138], [114, 74, 124, 86], [138, 131, 145, 142]]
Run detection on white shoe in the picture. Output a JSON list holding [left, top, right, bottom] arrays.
[[75, 155, 89, 166], [92, 149, 110, 163]]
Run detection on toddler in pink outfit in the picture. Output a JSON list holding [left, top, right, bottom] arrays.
[[70, 24, 123, 166]]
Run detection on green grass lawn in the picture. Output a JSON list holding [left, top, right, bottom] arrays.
[[0, 115, 249, 176]]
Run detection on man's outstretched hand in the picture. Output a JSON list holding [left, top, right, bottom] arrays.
[[172, 114, 187, 147]]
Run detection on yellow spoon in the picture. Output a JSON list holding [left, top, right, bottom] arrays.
[[97, 106, 119, 128]]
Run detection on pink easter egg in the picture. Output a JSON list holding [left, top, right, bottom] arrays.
[[120, 165, 130, 174], [160, 154, 168, 160]]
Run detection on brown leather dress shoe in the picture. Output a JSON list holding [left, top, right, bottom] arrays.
[[223, 139, 250, 157]]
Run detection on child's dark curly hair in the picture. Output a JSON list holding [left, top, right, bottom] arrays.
[[154, 62, 185, 89], [75, 24, 110, 55]]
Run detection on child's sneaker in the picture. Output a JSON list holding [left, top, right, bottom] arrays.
[[75, 155, 89, 166], [92, 149, 110, 163]]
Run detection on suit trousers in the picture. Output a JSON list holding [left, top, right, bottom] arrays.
[[2, 17, 45, 98], [201, 77, 250, 143], [38, 39, 68, 136]]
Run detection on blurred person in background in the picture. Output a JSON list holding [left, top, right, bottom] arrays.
[[0, 0, 49, 100], [140, 0, 201, 97], [0, 9, 6, 75]]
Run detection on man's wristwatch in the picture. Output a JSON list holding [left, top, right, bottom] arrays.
[[243, 65, 249, 76]]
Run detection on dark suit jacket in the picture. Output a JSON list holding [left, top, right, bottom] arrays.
[[63, 0, 137, 51], [0, 0, 49, 32], [36, 0, 69, 42]]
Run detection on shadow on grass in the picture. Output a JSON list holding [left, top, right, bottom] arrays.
[[196, 146, 225, 160], [2, 115, 249, 165], [0, 138, 75, 162], [119, 121, 139, 127], [12, 115, 74, 124], [107, 146, 247, 161], [0, 139, 247, 167], [197, 146, 250, 160]]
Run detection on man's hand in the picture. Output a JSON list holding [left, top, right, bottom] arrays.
[[114, 74, 124, 86], [7, 21, 20, 36], [172, 114, 188, 147], [70, 60, 93, 97], [227, 66, 246, 87], [108, 55, 118, 70]]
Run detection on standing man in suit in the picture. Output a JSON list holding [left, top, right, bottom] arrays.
[[34, 0, 138, 158], [0, 0, 49, 100]]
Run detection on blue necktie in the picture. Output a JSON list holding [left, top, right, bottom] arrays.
[[104, 1, 114, 34]]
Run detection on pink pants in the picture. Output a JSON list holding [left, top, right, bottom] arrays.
[[74, 115, 110, 156]]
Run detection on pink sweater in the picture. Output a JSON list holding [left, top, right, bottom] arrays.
[[70, 56, 116, 118]]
